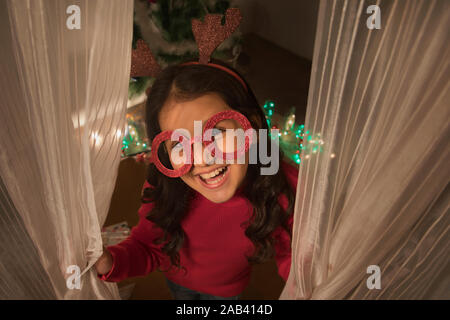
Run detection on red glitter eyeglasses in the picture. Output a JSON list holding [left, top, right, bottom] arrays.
[[149, 110, 254, 177]]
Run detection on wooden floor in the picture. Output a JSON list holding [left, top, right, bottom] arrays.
[[104, 33, 311, 299]]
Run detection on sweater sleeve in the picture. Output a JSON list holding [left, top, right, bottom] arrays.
[[97, 182, 167, 282], [273, 161, 299, 281]]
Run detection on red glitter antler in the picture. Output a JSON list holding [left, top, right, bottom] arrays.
[[130, 39, 161, 78], [191, 8, 242, 64]]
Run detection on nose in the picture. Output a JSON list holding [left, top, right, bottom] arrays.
[[192, 141, 214, 167]]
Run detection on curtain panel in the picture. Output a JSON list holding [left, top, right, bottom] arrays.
[[0, 0, 134, 299], [281, 0, 449, 299]]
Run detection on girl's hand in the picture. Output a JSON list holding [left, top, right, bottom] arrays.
[[95, 246, 113, 276]]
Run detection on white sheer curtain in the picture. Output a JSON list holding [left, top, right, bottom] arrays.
[[281, 0, 449, 299], [0, 0, 133, 299]]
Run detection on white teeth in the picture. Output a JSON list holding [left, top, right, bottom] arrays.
[[205, 174, 225, 184], [200, 167, 226, 180]]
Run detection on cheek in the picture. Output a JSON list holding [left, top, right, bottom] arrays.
[[220, 135, 246, 155], [169, 157, 183, 169], [179, 174, 196, 189], [230, 162, 248, 183], [168, 147, 190, 169]]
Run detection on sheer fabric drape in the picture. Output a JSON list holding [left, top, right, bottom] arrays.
[[0, 0, 133, 299], [281, 0, 449, 299]]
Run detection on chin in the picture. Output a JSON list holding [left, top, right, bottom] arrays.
[[201, 188, 235, 203]]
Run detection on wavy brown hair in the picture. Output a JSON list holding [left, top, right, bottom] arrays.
[[143, 59, 295, 271]]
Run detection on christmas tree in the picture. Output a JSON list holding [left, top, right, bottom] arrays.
[[129, 0, 242, 100]]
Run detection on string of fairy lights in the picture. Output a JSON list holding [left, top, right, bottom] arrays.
[[121, 115, 150, 156], [120, 100, 328, 164], [262, 100, 325, 164]]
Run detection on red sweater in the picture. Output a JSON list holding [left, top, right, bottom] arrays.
[[98, 161, 298, 297]]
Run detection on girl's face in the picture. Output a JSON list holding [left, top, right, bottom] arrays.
[[158, 93, 249, 203]]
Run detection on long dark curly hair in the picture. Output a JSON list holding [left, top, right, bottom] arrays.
[[143, 59, 295, 271]]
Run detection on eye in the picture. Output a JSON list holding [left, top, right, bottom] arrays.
[[171, 134, 189, 151], [172, 141, 183, 151], [211, 127, 225, 139]]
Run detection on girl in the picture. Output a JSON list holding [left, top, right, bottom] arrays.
[[95, 59, 298, 300]]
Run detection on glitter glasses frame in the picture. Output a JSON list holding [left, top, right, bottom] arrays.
[[149, 110, 254, 177]]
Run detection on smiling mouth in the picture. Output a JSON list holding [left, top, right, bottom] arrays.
[[197, 166, 229, 188]]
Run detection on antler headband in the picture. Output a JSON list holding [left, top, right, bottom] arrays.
[[130, 7, 247, 91]]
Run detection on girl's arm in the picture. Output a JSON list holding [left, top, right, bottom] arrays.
[[97, 200, 166, 282]]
